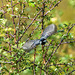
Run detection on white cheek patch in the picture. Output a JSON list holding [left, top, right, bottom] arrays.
[[39, 41, 42, 44]]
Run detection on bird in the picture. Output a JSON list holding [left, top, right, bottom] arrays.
[[22, 24, 57, 52]]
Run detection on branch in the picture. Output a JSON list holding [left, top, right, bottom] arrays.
[[45, 0, 62, 16], [16, 9, 42, 44], [45, 24, 75, 65], [49, 63, 75, 67], [11, 0, 16, 42], [61, 41, 75, 45]]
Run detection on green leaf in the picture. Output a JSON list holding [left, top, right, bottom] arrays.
[[0, 49, 2, 53], [4, 27, 14, 32], [0, 19, 7, 25], [28, 15, 31, 18], [15, 7, 18, 11], [3, 52, 8, 56], [29, 2, 35, 7]]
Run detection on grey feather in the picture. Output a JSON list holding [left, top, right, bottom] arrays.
[[22, 39, 40, 52], [41, 24, 57, 39]]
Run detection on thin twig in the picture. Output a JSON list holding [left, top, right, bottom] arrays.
[[33, 48, 36, 75], [41, 1, 45, 64], [11, 0, 16, 42], [61, 41, 75, 44], [45, 0, 62, 16], [49, 63, 75, 67]]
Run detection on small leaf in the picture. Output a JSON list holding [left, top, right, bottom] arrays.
[[50, 17, 57, 23], [15, 7, 18, 11], [3, 52, 8, 56], [0, 19, 7, 25], [29, 2, 35, 7], [0, 49, 2, 53]]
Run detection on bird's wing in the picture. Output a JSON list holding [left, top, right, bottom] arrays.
[[31, 39, 40, 47], [22, 40, 36, 51], [41, 24, 57, 39], [22, 39, 40, 52]]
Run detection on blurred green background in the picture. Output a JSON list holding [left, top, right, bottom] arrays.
[[0, 0, 75, 75]]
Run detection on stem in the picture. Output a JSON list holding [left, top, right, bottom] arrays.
[[11, 0, 16, 42], [33, 48, 36, 75]]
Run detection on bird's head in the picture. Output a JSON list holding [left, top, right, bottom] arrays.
[[40, 38, 47, 45]]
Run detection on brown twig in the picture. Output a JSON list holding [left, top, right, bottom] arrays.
[[45, 0, 62, 16], [17, 2, 22, 48], [61, 41, 75, 45], [11, 0, 16, 42], [40, 1, 46, 75], [33, 48, 36, 75], [6, 32, 11, 55], [48, 63, 75, 67]]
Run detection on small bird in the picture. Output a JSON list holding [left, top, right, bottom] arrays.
[[22, 24, 57, 52]]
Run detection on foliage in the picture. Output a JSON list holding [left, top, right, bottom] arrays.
[[0, 0, 75, 75], [69, 0, 75, 7]]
